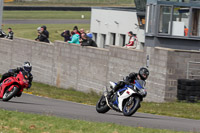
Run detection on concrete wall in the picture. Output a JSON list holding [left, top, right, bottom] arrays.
[[1, 37, 200, 102]]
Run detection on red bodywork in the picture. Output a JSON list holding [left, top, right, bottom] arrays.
[[0, 71, 29, 99]]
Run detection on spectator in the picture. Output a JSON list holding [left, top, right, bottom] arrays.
[[79, 28, 85, 39], [6, 27, 14, 40], [86, 30, 93, 39], [80, 28, 85, 34], [38, 25, 49, 43], [0, 29, 6, 38], [67, 31, 80, 45], [73, 26, 81, 36], [184, 26, 188, 36], [81, 34, 97, 47], [124, 31, 137, 49], [35, 27, 41, 41], [61, 30, 71, 42]]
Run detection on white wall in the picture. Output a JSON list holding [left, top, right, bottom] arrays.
[[90, 8, 145, 48]]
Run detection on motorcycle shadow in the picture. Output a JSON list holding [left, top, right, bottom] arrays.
[[105, 112, 162, 120]]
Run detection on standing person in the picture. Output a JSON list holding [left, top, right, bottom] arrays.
[[0, 29, 6, 38], [39, 25, 49, 43], [124, 31, 137, 49], [86, 30, 93, 39], [6, 27, 14, 40], [35, 27, 41, 41], [61, 30, 71, 42], [73, 26, 81, 36], [81, 34, 97, 47], [67, 31, 80, 45]]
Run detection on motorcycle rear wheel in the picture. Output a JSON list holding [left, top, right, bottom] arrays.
[[123, 96, 140, 116], [2, 86, 19, 101], [96, 95, 110, 113]]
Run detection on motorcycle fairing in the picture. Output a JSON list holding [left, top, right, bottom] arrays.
[[117, 87, 136, 111], [0, 77, 16, 98]]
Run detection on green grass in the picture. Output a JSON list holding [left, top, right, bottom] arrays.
[[0, 109, 192, 133], [23, 82, 200, 120], [3, 11, 91, 20], [2, 11, 91, 42], [4, 0, 135, 7], [1, 24, 90, 42], [25, 82, 100, 105], [140, 102, 200, 120]]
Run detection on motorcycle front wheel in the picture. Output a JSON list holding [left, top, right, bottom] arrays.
[[96, 95, 110, 113], [123, 96, 140, 116], [2, 86, 19, 101]]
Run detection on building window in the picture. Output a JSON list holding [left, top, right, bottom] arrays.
[[172, 7, 190, 36], [137, 15, 145, 29], [145, 5, 150, 33], [146, 4, 156, 33], [93, 33, 97, 42], [191, 8, 200, 37], [101, 34, 106, 48], [119, 34, 126, 46], [159, 6, 172, 34], [159, 0, 190, 2], [110, 33, 116, 46]]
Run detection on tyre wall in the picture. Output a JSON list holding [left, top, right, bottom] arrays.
[[177, 79, 200, 102]]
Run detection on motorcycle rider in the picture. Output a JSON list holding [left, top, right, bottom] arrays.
[[107, 67, 149, 99], [0, 62, 33, 96]]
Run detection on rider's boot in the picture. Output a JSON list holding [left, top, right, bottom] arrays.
[[107, 90, 114, 100], [106, 84, 120, 99]]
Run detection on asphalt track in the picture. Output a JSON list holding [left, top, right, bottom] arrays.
[[3, 19, 90, 24], [0, 94, 200, 132]]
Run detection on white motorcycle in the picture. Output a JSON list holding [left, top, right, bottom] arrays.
[[96, 80, 147, 116]]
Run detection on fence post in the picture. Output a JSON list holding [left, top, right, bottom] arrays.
[[0, 0, 3, 30]]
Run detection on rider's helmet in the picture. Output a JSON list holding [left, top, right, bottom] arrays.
[[23, 61, 32, 73], [138, 67, 149, 80]]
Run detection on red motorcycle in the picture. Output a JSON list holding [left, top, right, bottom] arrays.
[[0, 71, 29, 101]]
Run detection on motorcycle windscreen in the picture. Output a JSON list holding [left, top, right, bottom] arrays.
[[134, 80, 145, 90]]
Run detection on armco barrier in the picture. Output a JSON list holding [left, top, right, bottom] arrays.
[[1, 37, 200, 102]]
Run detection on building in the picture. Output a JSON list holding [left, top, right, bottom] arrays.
[[145, 0, 200, 50], [90, 2, 146, 49]]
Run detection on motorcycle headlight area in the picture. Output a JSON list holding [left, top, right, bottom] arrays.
[[138, 89, 147, 96]]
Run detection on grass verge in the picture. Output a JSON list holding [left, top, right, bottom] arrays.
[[23, 82, 200, 120], [0, 109, 192, 133], [4, 1, 135, 7], [1, 24, 90, 42], [3, 11, 91, 20]]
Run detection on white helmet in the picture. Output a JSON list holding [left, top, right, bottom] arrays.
[[23, 61, 32, 72]]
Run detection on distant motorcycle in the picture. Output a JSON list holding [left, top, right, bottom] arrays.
[[0, 71, 29, 101], [96, 80, 147, 116]]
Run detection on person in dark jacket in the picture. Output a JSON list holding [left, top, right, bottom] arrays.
[[0, 62, 33, 97], [0, 29, 6, 38], [38, 25, 49, 43], [61, 30, 71, 42], [107, 67, 149, 98], [80, 34, 97, 47], [6, 27, 14, 40]]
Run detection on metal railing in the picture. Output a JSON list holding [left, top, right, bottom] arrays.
[[186, 61, 200, 79]]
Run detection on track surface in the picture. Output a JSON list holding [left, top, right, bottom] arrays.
[[3, 19, 90, 24], [0, 94, 200, 132]]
